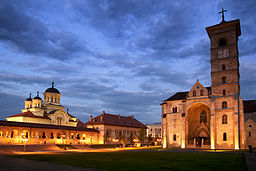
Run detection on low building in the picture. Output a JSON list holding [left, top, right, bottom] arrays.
[[244, 100, 256, 148], [0, 83, 100, 145], [146, 123, 162, 138], [85, 111, 146, 144]]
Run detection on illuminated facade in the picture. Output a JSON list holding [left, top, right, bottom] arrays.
[[0, 83, 100, 145], [161, 19, 247, 149], [86, 111, 146, 144]]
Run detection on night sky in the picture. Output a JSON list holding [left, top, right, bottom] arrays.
[[0, 0, 255, 124]]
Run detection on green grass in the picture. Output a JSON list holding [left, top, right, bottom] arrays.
[[13, 151, 247, 171]]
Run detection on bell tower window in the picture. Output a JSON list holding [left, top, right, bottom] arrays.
[[219, 38, 226, 46], [222, 77, 226, 83], [222, 64, 226, 70]]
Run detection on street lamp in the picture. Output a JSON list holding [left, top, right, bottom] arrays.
[[112, 139, 118, 148], [80, 139, 86, 151], [21, 133, 28, 152], [133, 139, 139, 148]]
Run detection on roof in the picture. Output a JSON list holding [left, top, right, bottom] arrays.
[[244, 100, 256, 122], [6, 110, 50, 120], [45, 87, 60, 94], [163, 87, 211, 102], [85, 113, 146, 128], [0, 120, 99, 132], [164, 92, 188, 101]]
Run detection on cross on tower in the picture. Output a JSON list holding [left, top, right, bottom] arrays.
[[219, 8, 227, 23]]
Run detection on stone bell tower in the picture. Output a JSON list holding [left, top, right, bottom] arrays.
[[206, 9, 246, 149]]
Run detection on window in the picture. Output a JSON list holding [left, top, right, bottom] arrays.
[[173, 107, 177, 113], [222, 64, 226, 70], [219, 38, 226, 46], [193, 91, 196, 97], [71, 133, 74, 139], [200, 110, 207, 123], [10, 131, 14, 138], [42, 132, 46, 139], [51, 97, 53, 102], [222, 77, 226, 83], [57, 133, 61, 139], [249, 132, 251, 137], [162, 114, 166, 118], [173, 134, 176, 141], [76, 133, 80, 139], [249, 125, 252, 127], [200, 90, 204, 96], [223, 133, 227, 141], [57, 117, 62, 125], [223, 90, 226, 96], [50, 132, 54, 139], [222, 102, 227, 108], [222, 115, 227, 124], [25, 132, 29, 138]]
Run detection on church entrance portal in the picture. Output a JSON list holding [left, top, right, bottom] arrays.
[[187, 103, 211, 147]]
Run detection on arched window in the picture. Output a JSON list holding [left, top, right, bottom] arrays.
[[193, 91, 196, 97], [50, 132, 54, 139], [223, 90, 226, 96], [173, 107, 177, 113], [57, 133, 61, 139], [219, 38, 226, 46], [42, 132, 46, 139], [51, 97, 53, 102], [71, 133, 74, 139], [222, 115, 227, 124], [173, 134, 176, 141], [200, 90, 204, 96], [76, 133, 80, 139], [10, 131, 14, 138], [222, 77, 226, 83], [222, 64, 226, 70], [25, 132, 29, 138], [222, 102, 227, 108], [200, 110, 207, 123], [249, 131, 251, 137], [223, 133, 227, 141]]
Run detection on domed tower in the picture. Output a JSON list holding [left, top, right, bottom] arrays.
[[43, 82, 61, 105], [32, 91, 43, 108], [24, 93, 32, 110]]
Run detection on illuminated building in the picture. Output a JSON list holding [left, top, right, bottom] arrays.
[[0, 82, 99, 145], [86, 111, 146, 144], [161, 16, 248, 149]]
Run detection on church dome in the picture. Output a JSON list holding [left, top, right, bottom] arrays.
[[45, 82, 60, 94], [25, 93, 32, 101], [34, 91, 42, 100]]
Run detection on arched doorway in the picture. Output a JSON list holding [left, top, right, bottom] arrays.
[[187, 103, 210, 147]]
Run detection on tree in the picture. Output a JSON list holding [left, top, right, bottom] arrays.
[[138, 128, 146, 143], [104, 129, 111, 144], [128, 133, 134, 144]]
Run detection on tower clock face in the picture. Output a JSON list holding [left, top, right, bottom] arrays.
[[218, 49, 229, 58]]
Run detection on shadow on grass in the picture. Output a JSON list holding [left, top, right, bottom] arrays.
[[13, 151, 247, 171]]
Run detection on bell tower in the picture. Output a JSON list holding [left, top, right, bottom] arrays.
[[206, 10, 246, 149]]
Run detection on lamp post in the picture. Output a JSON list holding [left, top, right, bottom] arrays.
[[21, 133, 28, 152], [112, 139, 118, 148], [133, 139, 139, 148], [80, 139, 86, 151]]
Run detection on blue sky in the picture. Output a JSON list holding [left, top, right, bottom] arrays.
[[0, 0, 255, 124]]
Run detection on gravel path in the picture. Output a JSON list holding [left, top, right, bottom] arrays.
[[0, 155, 103, 171]]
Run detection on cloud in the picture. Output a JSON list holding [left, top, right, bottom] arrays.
[[0, 1, 89, 60]]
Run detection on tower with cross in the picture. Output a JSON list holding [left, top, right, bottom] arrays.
[[219, 8, 227, 23]]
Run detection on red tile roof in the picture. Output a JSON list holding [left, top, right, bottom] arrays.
[[0, 120, 99, 132], [85, 113, 146, 128], [6, 110, 50, 119]]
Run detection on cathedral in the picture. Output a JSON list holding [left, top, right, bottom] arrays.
[[0, 83, 100, 145], [161, 15, 248, 149]]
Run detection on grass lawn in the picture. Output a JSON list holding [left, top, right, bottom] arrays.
[[13, 151, 247, 171]]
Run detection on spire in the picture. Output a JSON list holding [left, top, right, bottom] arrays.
[[37, 91, 39, 97], [29, 93, 31, 98], [52, 81, 54, 88]]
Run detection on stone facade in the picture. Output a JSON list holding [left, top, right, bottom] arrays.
[[146, 123, 162, 138], [86, 112, 146, 144], [161, 19, 247, 149]]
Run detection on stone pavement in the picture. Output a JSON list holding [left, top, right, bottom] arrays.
[[0, 155, 103, 171]]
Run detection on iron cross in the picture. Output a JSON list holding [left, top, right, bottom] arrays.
[[219, 8, 227, 22]]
